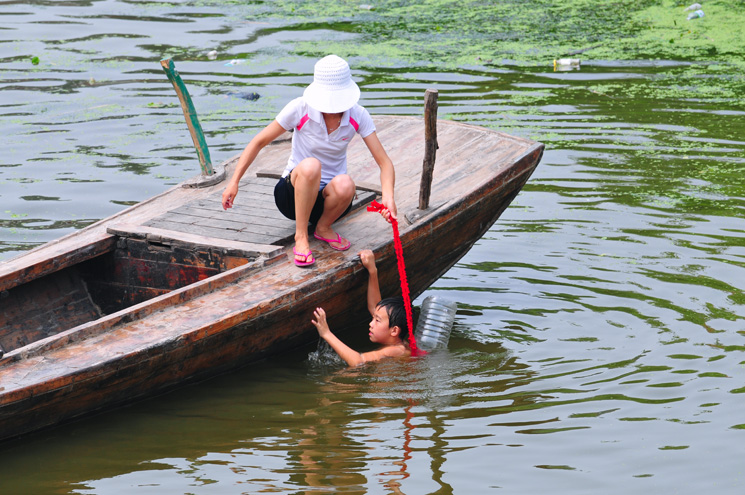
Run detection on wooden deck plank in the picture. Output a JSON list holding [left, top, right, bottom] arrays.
[[142, 220, 285, 246], [177, 195, 284, 215], [106, 224, 284, 258], [167, 206, 294, 230], [154, 208, 289, 232], [144, 171, 377, 248], [184, 196, 288, 218]]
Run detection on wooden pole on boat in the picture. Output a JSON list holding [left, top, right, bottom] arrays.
[[160, 58, 214, 176], [419, 89, 438, 210]]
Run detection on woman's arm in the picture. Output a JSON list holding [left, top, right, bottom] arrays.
[[362, 132, 397, 221], [222, 120, 287, 209], [311, 307, 364, 366]]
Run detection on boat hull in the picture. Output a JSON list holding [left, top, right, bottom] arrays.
[[0, 117, 542, 442]]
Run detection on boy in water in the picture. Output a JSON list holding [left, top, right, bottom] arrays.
[[311, 249, 411, 366]]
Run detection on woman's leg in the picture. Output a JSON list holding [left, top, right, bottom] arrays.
[[290, 158, 322, 261], [315, 174, 355, 250]]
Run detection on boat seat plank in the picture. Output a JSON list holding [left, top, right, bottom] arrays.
[[106, 224, 284, 259], [133, 220, 285, 247], [153, 212, 293, 238]]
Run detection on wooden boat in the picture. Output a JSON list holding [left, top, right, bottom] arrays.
[[0, 115, 543, 442]]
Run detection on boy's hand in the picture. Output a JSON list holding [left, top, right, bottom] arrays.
[[359, 250, 376, 272], [311, 307, 331, 337]]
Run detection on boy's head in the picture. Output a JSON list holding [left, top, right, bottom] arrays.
[[371, 297, 409, 344]]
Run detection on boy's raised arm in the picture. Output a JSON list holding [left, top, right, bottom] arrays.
[[359, 250, 381, 316]]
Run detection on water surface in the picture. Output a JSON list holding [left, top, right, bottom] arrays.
[[1, 1, 744, 493]]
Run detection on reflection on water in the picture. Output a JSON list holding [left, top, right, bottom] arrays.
[[1, 1, 745, 494]]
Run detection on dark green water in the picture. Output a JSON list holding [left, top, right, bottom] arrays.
[[1, 1, 744, 493]]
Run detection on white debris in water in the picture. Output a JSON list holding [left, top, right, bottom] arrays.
[[687, 9, 705, 20], [553, 58, 581, 71]]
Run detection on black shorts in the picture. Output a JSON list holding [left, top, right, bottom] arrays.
[[274, 174, 353, 225]]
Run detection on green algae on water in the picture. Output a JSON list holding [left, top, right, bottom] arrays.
[[223, 0, 745, 67]]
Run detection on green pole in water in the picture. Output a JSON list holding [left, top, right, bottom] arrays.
[[160, 58, 214, 176]]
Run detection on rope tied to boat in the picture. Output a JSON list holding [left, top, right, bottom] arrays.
[[367, 200, 424, 356]]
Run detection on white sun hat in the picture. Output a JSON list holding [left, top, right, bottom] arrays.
[[302, 55, 361, 113]]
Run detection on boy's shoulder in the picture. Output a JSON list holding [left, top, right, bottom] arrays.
[[360, 342, 410, 364], [379, 342, 410, 358]]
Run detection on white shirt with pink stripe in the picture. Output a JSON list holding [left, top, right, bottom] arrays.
[[275, 97, 376, 188]]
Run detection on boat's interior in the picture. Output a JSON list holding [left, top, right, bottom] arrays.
[[0, 231, 271, 355]]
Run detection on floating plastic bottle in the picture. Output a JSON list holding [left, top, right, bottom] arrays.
[[414, 296, 457, 351], [687, 9, 704, 20], [553, 58, 580, 71]]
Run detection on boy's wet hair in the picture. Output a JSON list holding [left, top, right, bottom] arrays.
[[376, 297, 409, 341]]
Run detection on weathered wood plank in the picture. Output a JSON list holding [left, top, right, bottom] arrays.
[[142, 219, 284, 246], [142, 176, 376, 248], [174, 198, 288, 219], [106, 224, 283, 258], [0, 267, 101, 353], [163, 206, 292, 230], [0, 236, 117, 293], [148, 213, 293, 240], [419, 89, 439, 210], [155, 212, 295, 238]]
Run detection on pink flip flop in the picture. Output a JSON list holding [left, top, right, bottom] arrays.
[[313, 232, 351, 251], [293, 247, 315, 267]]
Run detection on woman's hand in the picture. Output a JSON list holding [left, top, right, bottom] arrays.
[[222, 182, 239, 210], [379, 196, 398, 223]]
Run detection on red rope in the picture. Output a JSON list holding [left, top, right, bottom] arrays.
[[367, 201, 424, 356]]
